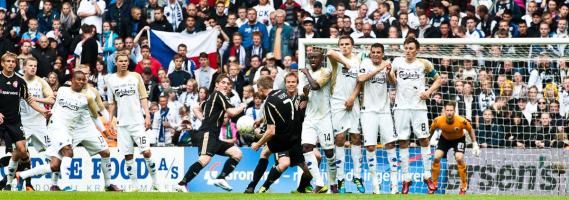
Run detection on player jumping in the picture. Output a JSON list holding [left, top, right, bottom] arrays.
[[387, 37, 442, 194], [429, 101, 481, 195]]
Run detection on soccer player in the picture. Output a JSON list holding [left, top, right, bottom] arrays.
[[356, 43, 399, 194], [176, 74, 247, 192], [251, 75, 308, 193], [327, 35, 364, 193], [15, 71, 100, 191], [300, 49, 334, 193], [387, 37, 443, 194], [107, 53, 159, 191], [0, 52, 50, 190], [429, 101, 480, 195]]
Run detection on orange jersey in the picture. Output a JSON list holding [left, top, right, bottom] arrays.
[[430, 115, 473, 140]]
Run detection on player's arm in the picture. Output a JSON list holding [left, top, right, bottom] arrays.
[[429, 118, 439, 136], [37, 78, 55, 105], [193, 103, 204, 120], [301, 67, 330, 90], [252, 103, 276, 151], [464, 118, 481, 156], [87, 93, 107, 132], [345, 82, 361, 110], [387, 61, 397, 84], [326, 49, 352, 69], [136, 73, 151, 129], [357, 61, 390, 83], [90, 87, 110, 122], [216, 92, 246, 117], [421, 59, 442, 99], [22, 81, 50, 117]]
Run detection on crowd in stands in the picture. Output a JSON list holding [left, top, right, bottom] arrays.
[[0, 0, 567, 149]]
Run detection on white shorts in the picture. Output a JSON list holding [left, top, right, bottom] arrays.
[[118, 124, 151, 155], [331, 109, 361, 134], [361, 112, 397, 146], [73, 127, 109, 156], [23, 125, 50, 152], [301, 117, 334, 150], [394, 109, 429, 140], [44, 125, 73, 160]]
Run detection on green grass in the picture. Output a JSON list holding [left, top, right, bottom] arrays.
[[0, 192, 567, 200]]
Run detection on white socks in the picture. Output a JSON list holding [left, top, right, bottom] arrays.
[[126, 159, 137, 187], [335, 146, 345, 180], [101, 157, 112, 187], [303, 151, 324, 187], [421, 146, 432, 180], [51, 172, 60, 186], [20, 164, 52, 179], [326, 154, 336, 185], [145, 158, 158, 185], [400, 148, 410, 182], [386, 148, 398, 186], [352, 145, 362, 179], [366, 149, 377, 185], [59, 157, 72, 188], [6, 159, 18, 185]]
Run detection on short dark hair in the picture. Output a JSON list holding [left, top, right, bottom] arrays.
[[199, 52, 208, 58], [370, 43, 384, 53], [338, 35, 354, 45], [81, 24, 92, 34], [257, 76, 274, 90], [403, 37, 420, 49], [445, 101, 456, 108]]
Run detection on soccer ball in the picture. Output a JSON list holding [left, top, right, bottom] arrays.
[[236, 115, 255, 136]]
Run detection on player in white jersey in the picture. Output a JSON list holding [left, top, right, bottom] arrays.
[[387, 37, 442, 194], [15, 58, 55, 191], [107, 53, 158, 192], [300, 49, 334, 193], [15, 71, 100, 191], [326, 36, 364, 193], [356, 43, 399, 194]]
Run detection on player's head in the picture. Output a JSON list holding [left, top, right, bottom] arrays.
[[285, 72, 298, 95], [1, 52, 17, 73], [71, 71, 87, 92], [403, 37, 420, 60], [257, 76, 274, 99], [370, 43, 384, 65], [444, 101, 456, 123], [338, 35, 354, 56], [214, 74, 232, 93], [23, 57, 38, 76], [115, 53, 130, 72], [308, 48, 324, 70]]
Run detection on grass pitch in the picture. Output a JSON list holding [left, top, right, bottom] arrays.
[[0, 192, 567, 200]]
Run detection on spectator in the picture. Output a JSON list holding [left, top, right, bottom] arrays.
[[135, 45, 162, 76], [168, 54, 193, 89], [78, 25, 99, 71], [59, 2, 80, 35], [31, 36, 56, 77], [301, 17, 319, 38], [142, 67, 159, 94], [269, 9, 293, 65], [526, 86, 540, 115], [429, 2, 448, 28], [150, 7, 174, 32], [457, 82, 477, 121], [121, 7, 148, 38], [245, 31, 267, 67], [417, 13, 436, 38], [509, 112, 531, 148], [245, 92, 264, 124], [242, 85, 254, 105], [151, 77, 172, 103], [195, 52, 216, 88], [11, 1, 35, 35], [178, 79, 199, 108], [152, 95, 181, 146], [478, 80, 496, 114], [560, 78, 569, 117], [107, 37, 125, 73], [239, 8, 270, 50], [279, 0, 301, 27], [77, 0, 106, 34], [144, 0, 162, 24], [533, 112, 557, 148], [477, 109, 504, 148], [228, 62, 246, 98], [106, 0, 131, 35], [46, 71, 60, 94], [164, 0, 184, 31], [178, 16, 201, 34], [168, 44, 197, 75], [16, 41, 33, 73], [181, 3, 206, 32], [529, 54, 560, 92], [36, 0, 59, 34], [20, 19, 42, 47]]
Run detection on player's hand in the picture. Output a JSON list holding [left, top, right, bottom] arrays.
[[42, 110, 52, 119], [145, 116, 151, 130], [0, 113, 4, 124], [300, 68, 309, 75], [472, 142, 481, 157], [419, 91, 430, 100], [345, 97, 355, 110], [303, 85, 310, 95], [384, 62, 392, 73], [299, 100, 308, 109], [251, 142, 260, 151]]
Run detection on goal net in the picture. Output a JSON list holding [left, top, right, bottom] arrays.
[[298, 38, 569, 195]]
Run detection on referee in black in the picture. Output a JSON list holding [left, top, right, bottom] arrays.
[[251, 75, 308, 193], [0, 52, 50, 190]]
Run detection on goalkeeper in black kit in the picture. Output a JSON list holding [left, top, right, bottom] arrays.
[[251, 75, 312, 193]]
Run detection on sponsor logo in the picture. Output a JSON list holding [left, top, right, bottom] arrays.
[[114, 88, 136, 97], [398, 70, 421, 80]]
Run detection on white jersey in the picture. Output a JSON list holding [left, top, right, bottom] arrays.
[[75, 87, 101, 130], [107, 72, 148, 126], [49, 87, 91, 131], [304, 66, 332, 120], [359, 59, 390, 114], [392, 57, 439, 110], [20, 76, 52, 126], [329, 53, 360, 109]]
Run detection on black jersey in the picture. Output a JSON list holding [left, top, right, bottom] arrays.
[[198, 91, 233, 133], [265, 90, 296, 152], [0, 72, 29, 124]]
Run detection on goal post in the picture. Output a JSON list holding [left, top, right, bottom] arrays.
[[298, 37, 569, 195]]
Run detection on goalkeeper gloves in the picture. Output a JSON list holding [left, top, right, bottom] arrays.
[[472, 142, 481, 157]]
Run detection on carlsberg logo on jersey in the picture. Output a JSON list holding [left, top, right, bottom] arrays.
[[58, 99, 81, 111], [370, 73, 387, 84], [398, 70, 421, 80], [342, 68, 358, 78], [114, 88, 136, 97]]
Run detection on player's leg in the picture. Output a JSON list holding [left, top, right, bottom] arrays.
[[131, 124, 158, 190], [259, 153, 290, 192], [212, 145, 243, 191], [4, 124, 29, 190], [301, 120, 326, 192], [431, 149, 445, 194], [296, 162, 314, 193], [245, 147, 271, 193], [332, 112, 345, 192], [453, 137, 467, 195], [411, 110, 434, 189], [362, 112, 379, 194], [57, 145, 75, 191], [394, 110, 412, 194], [350, 133, 364, 193], [177, 131, 214, 192], [378, 113, 399, 194], [80, 132, 122, 192]]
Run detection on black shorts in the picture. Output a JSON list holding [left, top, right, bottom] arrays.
[[436, 136, 466, 157], [0, 122, 25, 144], [196, 130, 234, 157], [274, 140, 304, 167]]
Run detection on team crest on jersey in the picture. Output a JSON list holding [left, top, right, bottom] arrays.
[[454, 127, 460, 131], [12, 81, 18, 88]]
